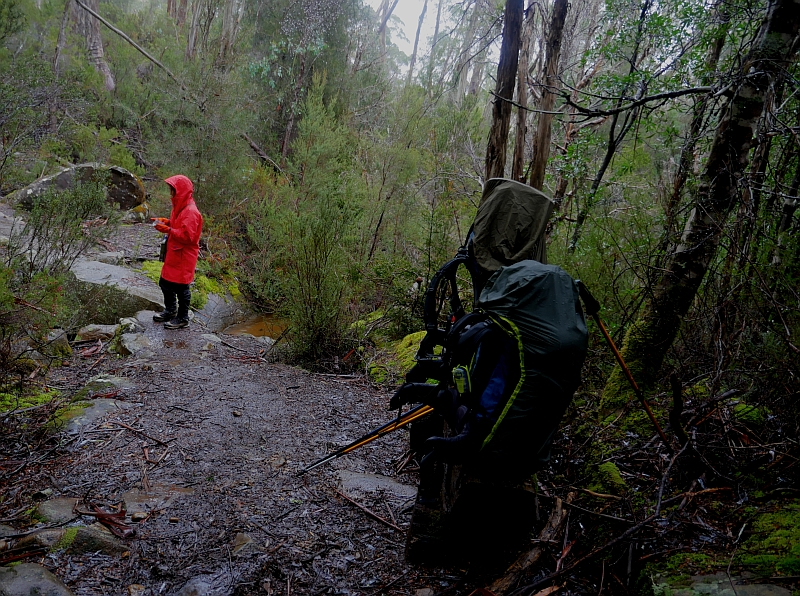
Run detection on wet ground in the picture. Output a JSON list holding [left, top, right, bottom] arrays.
[[2, 314, 475, 595]]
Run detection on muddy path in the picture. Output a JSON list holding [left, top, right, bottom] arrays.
[[2, 315, 481, 595]]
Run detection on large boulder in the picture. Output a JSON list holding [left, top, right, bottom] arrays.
[[0, 563, 74, 596], [7, 163, 146, 211], [70, 260, 164, 318]]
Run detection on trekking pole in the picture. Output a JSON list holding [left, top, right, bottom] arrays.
[[297, 404, 434, 476], [576, 281, 673, 452]]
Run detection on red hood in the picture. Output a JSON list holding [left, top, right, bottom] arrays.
[[165, 175, 194, 214]]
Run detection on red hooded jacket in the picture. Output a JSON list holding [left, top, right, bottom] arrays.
[[161, 175, 203, 285]]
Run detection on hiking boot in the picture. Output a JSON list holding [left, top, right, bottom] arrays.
[[164, 317, 189, 330], [153, 310, 177, 322]]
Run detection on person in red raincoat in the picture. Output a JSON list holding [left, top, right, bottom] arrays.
[[151, 175, 203, 329]]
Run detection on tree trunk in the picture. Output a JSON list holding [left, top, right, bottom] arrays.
[[53, 0, 72, 76], [177, 0, 188, 27], [186, 0, 201, 59], [454, 0, 482, 98], [407, 0, 428, 87], [426, 0, 444, 95], [528, 0, 568, 190], [218, 0, 244, 63], [599, 0, 800, 415], [77, 0, 115, 91], [664, 5, 729, 243], [510, 6, 535, 181], [378, 0, 400, 54], [485, 0, 525, 182]]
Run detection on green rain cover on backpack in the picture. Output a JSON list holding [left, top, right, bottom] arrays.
[[474, 259, 588, 481]]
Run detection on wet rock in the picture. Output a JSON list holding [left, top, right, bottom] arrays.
[[46, 330, 72, 359], [37, 497, 79, 524], [174, 569, 237, 596], [120, 483, 193, 515], [65, 398, 131, 434], [122, 202, 151, 223], [8, 163, 146, 211], [195, 293, 251, 333], [0, 524, 16, 537], [0, 210, 24, 243], [95, 251, 125, 265], [16, 528, 66, 549], [69, 523, 127, 555], [654, 573, 792, 596], [415, 589, 435, 596], [201, 334, 222, 344], [339, 470, 417, 499], [130, 512, 148, 522], [70, 260, 164, 314], [114, 332, 152, 356], [0, 562, 74, 596], [119, 317, 143, 333], [76, 324, 119, 341]]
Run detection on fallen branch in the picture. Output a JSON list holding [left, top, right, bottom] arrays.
[[242, 133, 284, 174], [510, 512, 659, 595], [488, 492, 574, 595], [333, 488, 404, 533]]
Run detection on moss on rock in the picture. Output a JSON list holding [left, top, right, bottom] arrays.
[[592, 461, 628, 495]]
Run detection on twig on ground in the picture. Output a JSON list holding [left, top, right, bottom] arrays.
[[110, 420, 169, 446], [333, 489, 404, 532]]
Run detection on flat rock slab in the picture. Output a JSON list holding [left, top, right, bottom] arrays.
[[120, 483, 194, 515], [37, 497, 79, 524], [656, 573, 792, 596], [71, 260, 164, 314], [0, 563, 74, 596], [65, 399, 132, 434], [339, 470, 417, 499], [116, 332, 152, 357]]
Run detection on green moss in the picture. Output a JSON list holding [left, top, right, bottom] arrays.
[[141, 260, 163, 283], [0, 390, 58, 414], [591, 461, 628, 495], [194, 274, 221, 295], [351, 310, 385, 337], [395, 331, 429, 373], [71, 380, 116, 402], [733, 403, 770, 426], [735, 502, 800, 576], [55, 527, 78, 551]]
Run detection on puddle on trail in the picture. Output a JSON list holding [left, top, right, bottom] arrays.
[[222, 314, 287, 339], [162, 340, 189, 349]]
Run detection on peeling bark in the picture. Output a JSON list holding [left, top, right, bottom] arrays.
[[528, 0, 568, 190]]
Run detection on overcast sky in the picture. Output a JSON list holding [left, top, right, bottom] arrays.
[[364, 0, 436, 58]]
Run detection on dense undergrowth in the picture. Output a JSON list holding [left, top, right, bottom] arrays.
[[1, 0, 799, 591]]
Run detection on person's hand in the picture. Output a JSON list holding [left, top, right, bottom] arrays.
[[422, 422, 481, 464], [155, 223, 170, 233]]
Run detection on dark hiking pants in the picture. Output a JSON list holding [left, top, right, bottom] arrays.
[[159, 277, 191, 319]]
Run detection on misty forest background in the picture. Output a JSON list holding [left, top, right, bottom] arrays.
[[2, 0, 800, 539]]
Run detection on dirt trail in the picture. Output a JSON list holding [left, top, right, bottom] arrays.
[[6, 315, 467, 595]]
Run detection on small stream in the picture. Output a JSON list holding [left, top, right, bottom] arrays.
[[193, 293, 287, 338]]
